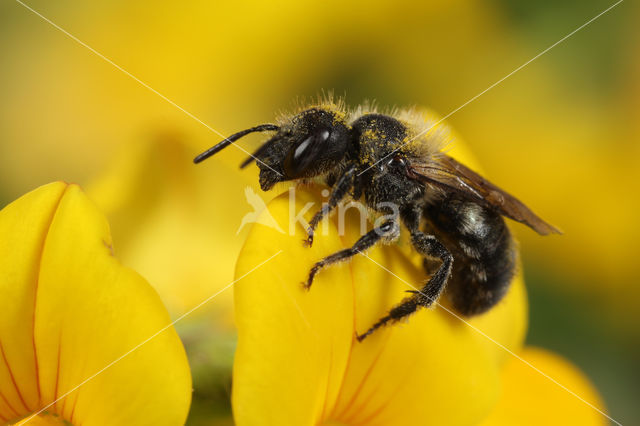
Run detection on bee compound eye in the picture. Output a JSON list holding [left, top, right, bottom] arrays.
[[292, 135, 313, 162], [284, 127, 336, 178], [292, 129, 331, 162]]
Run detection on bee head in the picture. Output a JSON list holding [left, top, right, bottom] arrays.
[[255, 108, 352, 190], [195, 108, 352, 191]]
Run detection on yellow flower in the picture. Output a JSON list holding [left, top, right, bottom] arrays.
[[0, 182, 191, 425], [233, 183, 524, 425], [231, 144, 608, 425]]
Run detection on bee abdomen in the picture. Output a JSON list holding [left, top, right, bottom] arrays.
[[425, 197, 516, 316]]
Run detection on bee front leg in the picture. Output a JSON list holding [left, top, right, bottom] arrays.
[[304, 220, 398, 290], [357, 232, 453, 341], [305, 165, 357, 247]]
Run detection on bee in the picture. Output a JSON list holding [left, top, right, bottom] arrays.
[[194, 97, 561, 341]]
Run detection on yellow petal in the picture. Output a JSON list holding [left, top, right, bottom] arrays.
[[480, 347, 608, 426], [233, 179, 527, 425], [233, 187, 354, 425], [0, 182, 191, 425], [0, 182, 67, 419]]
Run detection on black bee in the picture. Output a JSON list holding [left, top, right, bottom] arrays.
[[195, 98, 560, 341]]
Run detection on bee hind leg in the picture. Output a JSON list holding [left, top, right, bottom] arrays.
[[357, 232, 452, 341]]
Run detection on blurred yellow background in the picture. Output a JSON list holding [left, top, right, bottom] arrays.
[[1, 0, 638, 424]]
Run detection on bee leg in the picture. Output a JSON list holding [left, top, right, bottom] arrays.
[[357, 232, 452, 341], [305, 165, 357, 247], [407, 232, 453, 306], [304, 220, 397, 290], [422, 257, 440, 276]]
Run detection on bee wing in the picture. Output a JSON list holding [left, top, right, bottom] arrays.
[[408, 154, 561, 235]]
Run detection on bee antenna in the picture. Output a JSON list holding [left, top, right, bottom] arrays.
[[193, 124, 279, 164]]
